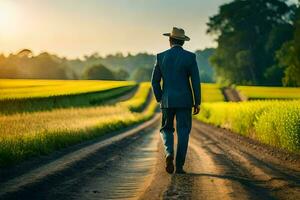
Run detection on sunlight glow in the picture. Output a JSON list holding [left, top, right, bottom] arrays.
[[0, 0, 220, 58], [0, 1, 18, 31]]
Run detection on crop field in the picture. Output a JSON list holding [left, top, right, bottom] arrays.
[[0, 79, 136, 114], [1, 79, 298, 169], [0, 83, 156, 167], [0, 79, 136, 99], [196, 100, 300, 152], [119, 82, 151, 111], [201, 83, 225, 102], [236, 85, 300, 100]]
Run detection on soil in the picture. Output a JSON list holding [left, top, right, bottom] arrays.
[[222, 87, 244, 102], [1, 118, 299, 200]]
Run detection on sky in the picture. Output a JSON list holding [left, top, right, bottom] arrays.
[[0, 0, 297, 59]]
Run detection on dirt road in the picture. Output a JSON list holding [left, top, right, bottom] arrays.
[[222, 87, 244, 102], [1, 117, 299, 200], [142, 120, 300, 200]]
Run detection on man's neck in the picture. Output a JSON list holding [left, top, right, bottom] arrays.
[[171, 44, 182, 48]]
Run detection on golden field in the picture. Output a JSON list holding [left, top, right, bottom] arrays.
[[0, 79, 136, 114], [201, 83, 225, 102], [0, 79, 135, 99], [236, 85, 300, 100], [0, 83, 156, 167]]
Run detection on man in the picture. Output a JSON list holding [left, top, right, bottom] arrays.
[[151, 27, 201, 174]]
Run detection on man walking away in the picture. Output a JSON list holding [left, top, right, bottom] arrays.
[[151, 27, 201, 174]]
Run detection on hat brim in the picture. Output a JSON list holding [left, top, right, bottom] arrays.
[[163, 33, 190, 41]]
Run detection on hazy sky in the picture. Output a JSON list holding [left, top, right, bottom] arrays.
[[0, 0, 296, 58]]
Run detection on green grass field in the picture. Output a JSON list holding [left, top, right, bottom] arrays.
[[201, 83, 225, 102], [196, 100, 300, 152], [236, 85, 300, 100], [0, 83, 156, 167], [0, 79, 136, 114]]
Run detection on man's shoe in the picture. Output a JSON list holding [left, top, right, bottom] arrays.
[[165, 155, 174, 174], [175, 168, 186, 174]]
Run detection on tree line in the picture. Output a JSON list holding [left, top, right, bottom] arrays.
[[2, 0, 298, 86], [208, 0, 300, 86], [0, 49, 215, 82]]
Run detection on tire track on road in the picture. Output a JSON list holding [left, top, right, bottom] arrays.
[[0, 115, 160, 200], [142, 120, 300, 200], [49, 128, 160, 200], [192, 121, 300, 200]]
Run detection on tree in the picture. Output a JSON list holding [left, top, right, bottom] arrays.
[[83, 64, 115, 80], [0, 51, 69, 79], [17, 49, 33, 58], [32, 52, 69, 79], [115, 69, 129, 80], [195, 48, 215, 83], [207, 0, 295, 85], [276, 2, 300, 86], [132, 67, 152, 82]]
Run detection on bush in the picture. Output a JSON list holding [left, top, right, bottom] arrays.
[[196, 100, 300, 152], [83, 64, 115, 80]]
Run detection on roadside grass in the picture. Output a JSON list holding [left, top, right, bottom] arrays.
[[119, 82, 151, 112], [236, 85, 300, 100], [0, 83, 157, 167], [196, 100, 300, 152], [201, 83, 225, 102], [0, 79, 136, 114]]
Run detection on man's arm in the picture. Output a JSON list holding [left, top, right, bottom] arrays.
[[190, 54, 201, 114], [151, 54, 162, 102]]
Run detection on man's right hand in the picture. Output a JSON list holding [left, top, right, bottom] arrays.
[[193, 105, 200, 115]]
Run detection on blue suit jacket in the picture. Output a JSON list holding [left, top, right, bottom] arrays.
[[151, 46, 201, 108]]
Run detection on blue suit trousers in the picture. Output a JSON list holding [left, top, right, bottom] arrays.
[[160, 108, 192, 169]]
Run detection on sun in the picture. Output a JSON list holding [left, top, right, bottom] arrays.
[[0, 1, 17, 30]]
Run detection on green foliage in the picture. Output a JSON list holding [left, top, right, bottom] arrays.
[[115, 69, 129, 80], [0, 48, 217, 83], [196, 100, 300, 152], [276, 4, 300, 86], [207, 0, 295, 85], [132, 67, 153, 82], [195, 48, 215, 83], [0, 51, 73, 79], [83, 64, 115, 80], [84, 52, 156, 75]]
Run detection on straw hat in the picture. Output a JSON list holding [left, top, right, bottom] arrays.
[[163, 27, 190, 41]]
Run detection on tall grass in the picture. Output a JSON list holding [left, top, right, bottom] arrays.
[[0, 84, 157, 167], [196, 100, 300, 152]]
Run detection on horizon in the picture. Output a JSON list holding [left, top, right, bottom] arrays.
[[0, 46, 215, 60], [0, 0, 297, 59], [0, 0, 231, 59]]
